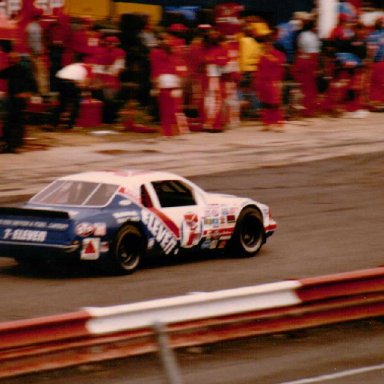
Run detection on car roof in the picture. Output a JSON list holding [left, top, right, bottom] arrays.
[[58, 170, 187, 191]]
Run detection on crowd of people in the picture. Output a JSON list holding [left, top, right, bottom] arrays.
[[0, 2, 384, 153]]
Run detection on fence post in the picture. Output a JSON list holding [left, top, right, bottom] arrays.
[[153, 322, 183, 384]]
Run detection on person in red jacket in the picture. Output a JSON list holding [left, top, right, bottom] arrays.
[[221, 35, 241, 128], [200, 28, 228, 131], [291, 19, 321, 117], [186, 25, 211, 129], [254, 32, 286, 131], [150, 31, 187, 136]]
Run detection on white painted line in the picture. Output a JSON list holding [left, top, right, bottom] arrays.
[[277, 363, 384, 384]]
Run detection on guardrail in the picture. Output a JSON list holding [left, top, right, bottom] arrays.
[[1, 267, 384, 379]]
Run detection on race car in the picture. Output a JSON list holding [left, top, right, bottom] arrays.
[[0, 170, 276, 274]]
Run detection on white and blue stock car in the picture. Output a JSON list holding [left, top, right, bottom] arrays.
[[0, 170, 276, 274]]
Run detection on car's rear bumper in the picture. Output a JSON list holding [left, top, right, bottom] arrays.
[[0, 241, 81, 260]]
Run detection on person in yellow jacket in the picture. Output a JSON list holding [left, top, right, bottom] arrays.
[[238, 24, 264, 117]]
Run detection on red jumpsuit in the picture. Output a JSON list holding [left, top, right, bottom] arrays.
[[221, 38, 241, 128], [187, 37, 205, 128], [168, 35, 189, 134], [292, 52, 319, 117], [324, 23, 357, 113], [150, 47, 185, 136], [0, 50, 8, 93], [99, 43, 125, 92], [254, 46, 286, 128], [201, 44, 228, 131]]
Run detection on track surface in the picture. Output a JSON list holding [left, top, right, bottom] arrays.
[[1, 152, 384, 383]]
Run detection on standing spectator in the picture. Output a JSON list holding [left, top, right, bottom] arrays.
[[0, 41, 9, 94], [344, 22, 369, 117], [25, 13, 47, 94], [186, 25, 210, 126], [98, 36, 126, 123], [338, 0, 358, 21], [327, 15, 368, 116], [167, 23, 189, 132], [139, 15, 158, 49], [276, 12, 306, 64], [366, 16, 384, 111], [222, 34, 241, 128], [150, 32, 187, 136], [254, 31, 286, 131], [200, 28, 228, 131], [70, 17, 100, 64], [0, 51, 37, 153], [322, 14, 357, 115], [291, 19, 321, 117], [238, 24, 263, 118], [45, 16, 70, 92]]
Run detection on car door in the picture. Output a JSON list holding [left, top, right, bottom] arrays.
[[147, 179, 205, 249]]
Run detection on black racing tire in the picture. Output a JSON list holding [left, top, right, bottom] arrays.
[[228, 207, 265, 258], [108, 225, 145, 275]]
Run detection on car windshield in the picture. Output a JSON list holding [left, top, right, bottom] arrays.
[[30, 180, 118, 207]]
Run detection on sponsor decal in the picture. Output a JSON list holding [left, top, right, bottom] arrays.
[[0, 0, 63, 19], [204, 228, 234, 241], [75, 222, 94, 237], [142, 210, 178, 255], [205, 205, 220, 217], [100, 241, 109, 253], [75, 223, 107, 237], [93, 223, 107, 237], [3, 228, 47, 242], [0, 0, 22, 18], [0, 219, 68, 230], [34, 0, 64, 15], [113, 211, 140, 224], [81, 238, 100, 260], [181, 213, 202, 248], [226, 214, 236, 223], [119, 199, 132, 207]]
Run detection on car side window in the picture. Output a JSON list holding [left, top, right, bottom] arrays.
[[152, 180, 196, 208], [140, 185, 154, 208]]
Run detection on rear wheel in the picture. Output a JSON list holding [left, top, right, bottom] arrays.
[[108, 225, 145, 274], [228, 207, 265, 257]]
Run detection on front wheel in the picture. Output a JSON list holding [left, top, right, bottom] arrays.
[[108, 225, 145, 275], [227, 207, 265, 257]]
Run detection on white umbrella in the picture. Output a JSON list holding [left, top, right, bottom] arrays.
[[56, 63, 89, 81]]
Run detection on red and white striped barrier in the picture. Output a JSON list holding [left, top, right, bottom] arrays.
[[1, 267, 384, 378]]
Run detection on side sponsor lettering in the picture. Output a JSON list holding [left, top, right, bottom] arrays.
[[142, 210, 178, 254], [3, 229, 47, 242], [0, 219, 68, 230]]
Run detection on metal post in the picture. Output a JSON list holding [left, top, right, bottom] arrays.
[[153, 322, 183, 384]]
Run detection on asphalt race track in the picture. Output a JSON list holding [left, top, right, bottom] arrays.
[[1, 151, 384, 383]]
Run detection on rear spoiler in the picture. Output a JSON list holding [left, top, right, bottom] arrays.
[[0, 207, 70, 219]]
